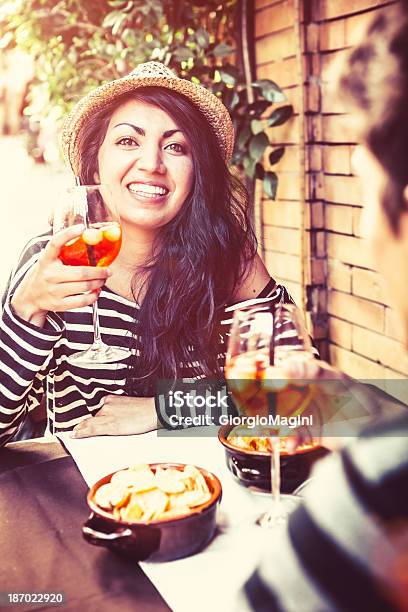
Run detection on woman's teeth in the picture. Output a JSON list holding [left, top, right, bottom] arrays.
[[128, 183, 168, 197]]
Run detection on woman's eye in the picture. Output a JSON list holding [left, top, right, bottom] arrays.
[[117, 137, 138, 147], [165, 142, 186, 154]]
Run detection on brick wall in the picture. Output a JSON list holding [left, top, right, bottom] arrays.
[[255, 0, 305, 307], [255, 0, 406, 390]]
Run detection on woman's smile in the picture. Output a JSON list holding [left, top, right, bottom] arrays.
[[126, 180, 170, 203]]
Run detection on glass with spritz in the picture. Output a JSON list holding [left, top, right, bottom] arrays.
[[54, 184, 131, 364], [226, 302, 317, 528]]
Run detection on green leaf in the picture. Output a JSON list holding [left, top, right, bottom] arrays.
[[268, 147, 285, 165], [122, 27, 136, 45], [220, 69, 236, 86], [213, 42, 234, 57], [263, 172, 278, 199], [230, 91, 240, 110], [173, 47, 194, 61], [267, 105, 293, 127], [247, 100, 271, 116], [249, 132, 269, 162], [252, 79, 287, 103], [122, 1, 134, 13], [243, 156, 256, 179], [102, 10, 122, 28], [236, 123, 251, 149], [112, 13, 127, 36], [250, 119, 263, 135], [196, 26, 209, 48]]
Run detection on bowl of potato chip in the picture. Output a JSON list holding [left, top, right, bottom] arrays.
[[83, 462, 222, 562], [218, 424, 327, 492]]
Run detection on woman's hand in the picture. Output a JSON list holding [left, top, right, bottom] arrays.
[[70, 396, 158, 438], [11, 225, 111, 327]]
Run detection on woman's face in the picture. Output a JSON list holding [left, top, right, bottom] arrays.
[[352, 145, 408, 343], [96, 99, 194, 235]]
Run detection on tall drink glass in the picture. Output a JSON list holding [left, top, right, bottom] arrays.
[[54, 184, 131, 364], [226, 302, 316, 527]]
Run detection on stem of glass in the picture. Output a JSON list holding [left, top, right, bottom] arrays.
[[92, 301, 103, 347], [270, 434, 281, 505]]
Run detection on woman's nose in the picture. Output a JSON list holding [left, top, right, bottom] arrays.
[[135, 144, 165, 174]]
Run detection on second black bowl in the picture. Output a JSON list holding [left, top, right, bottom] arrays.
[[218, 425, 328, 492]]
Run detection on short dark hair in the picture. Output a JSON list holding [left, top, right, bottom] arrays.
[[339, 1, 408, 233], [77, 87, 256, 392]]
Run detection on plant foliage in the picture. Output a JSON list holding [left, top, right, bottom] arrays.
[[0, 0, 292, 197]]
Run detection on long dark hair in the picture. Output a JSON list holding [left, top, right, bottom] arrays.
[[339, 1, 408, 233], [78, 87, 257, 393]]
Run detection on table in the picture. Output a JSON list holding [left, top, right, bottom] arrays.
[[0, 439, 170, 611]]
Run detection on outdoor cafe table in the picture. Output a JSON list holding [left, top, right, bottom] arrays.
[[0, 438, 170, 611], [0, 428, 320, 611]]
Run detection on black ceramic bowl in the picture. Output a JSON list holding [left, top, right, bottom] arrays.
[[83, 462, 222, 562], [218, 425, 328, 493]]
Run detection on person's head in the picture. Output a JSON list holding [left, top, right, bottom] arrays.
[[61, 62, 235, 241], [60, 62, 256, 387], [339, 1, 408, 341]]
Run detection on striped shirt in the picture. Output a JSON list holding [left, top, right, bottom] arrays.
[[238, 413, 408, 612], [0, 232, 293, 445]]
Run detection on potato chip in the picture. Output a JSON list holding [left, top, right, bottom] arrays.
[[113, 507, 122, 520], [182, 476, 196, 491], [110, 469, 135, 486], [167, 493, 187, 510], [109, 484, 129, 506], [183, 465, 209, 494], [169, 490, 211, 509], [111, 466, 156, 492], [185, 491, 211, 508], [155, 466, 186, 494], [121, 501, 144, 522], [135, 489, 169, 521], [129, 463, 152, 472], [160, 506, 191, 520], [227, 426, 318, 454], [94, 483, 114, 510], [113, 490, 131, 511]]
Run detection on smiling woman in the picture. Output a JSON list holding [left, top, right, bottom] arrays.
[[96, 98, 194, 234], [0, 62, 295, 443]]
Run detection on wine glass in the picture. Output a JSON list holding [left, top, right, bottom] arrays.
[[225, 302, 317, 528], [54, 184, 131, 365]]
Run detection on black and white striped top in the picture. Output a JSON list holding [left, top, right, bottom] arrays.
[[238, 413, 408, 612], [0, 233, 294, 446]]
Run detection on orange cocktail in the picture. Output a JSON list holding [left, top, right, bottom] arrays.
[[59, 222, 122, 267]]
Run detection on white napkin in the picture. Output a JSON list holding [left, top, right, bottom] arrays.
[[58, 428, 274, 612]]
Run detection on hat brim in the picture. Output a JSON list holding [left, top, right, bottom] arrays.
[[61, 73, 234, 175]]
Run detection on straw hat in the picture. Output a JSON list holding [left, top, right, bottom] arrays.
[[61, 61, 234, 175]]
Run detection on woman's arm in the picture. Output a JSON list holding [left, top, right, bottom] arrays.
[[0, 236, 64, 446], [1, 226, 113, 444], [70, 395, 158, 438]]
